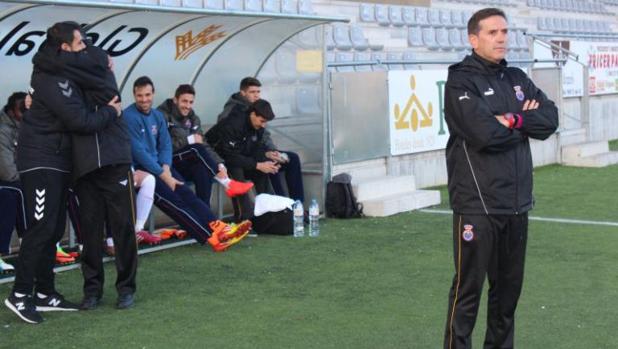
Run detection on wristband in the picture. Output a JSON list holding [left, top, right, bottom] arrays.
[[513, 113, 523, 129]]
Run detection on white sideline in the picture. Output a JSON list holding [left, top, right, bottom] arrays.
[[0, 239, 197, 285], [420, 209, 618, 227]]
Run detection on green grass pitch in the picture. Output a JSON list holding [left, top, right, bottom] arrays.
[[1, 164, 617, 348]]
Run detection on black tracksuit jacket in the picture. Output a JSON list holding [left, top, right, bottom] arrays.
[[63, 45, 132, 180], [17, 43, 118, 174], [157, 98, 224, 163], [205, 110, 271, 170], [444, 52, 559, 215]]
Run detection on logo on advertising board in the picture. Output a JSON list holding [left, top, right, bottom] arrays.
[[393, 75, 434, 132], [175, 25, 226, 60], [388, 71, 449, 156]]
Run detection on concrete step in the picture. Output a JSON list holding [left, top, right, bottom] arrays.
[[558, 128, 587, 146], [562, 151, 618, 168], [333, 159, 387, 183], [353, 175, 417, 201], [562, 141, 609, 162], [361, 189, 441, 217]]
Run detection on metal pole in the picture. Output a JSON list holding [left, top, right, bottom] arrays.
[[582, 65, 591, 141], [322, 24, 333, 197], [327, 58, 566, 68]]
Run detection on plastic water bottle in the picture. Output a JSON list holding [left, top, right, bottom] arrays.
[[293, 200, 304, 237], [309, 199, 320, 237]]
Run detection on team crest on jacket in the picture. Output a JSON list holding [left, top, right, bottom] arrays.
[[151, 125, 158, 135], [184, 119, 192, 128], [462, 224, 474, 241], [514, 86, 524, 101]]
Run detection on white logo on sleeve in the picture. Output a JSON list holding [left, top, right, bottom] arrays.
[[458, 92, 470, 101], [484, 88, 494, 96]]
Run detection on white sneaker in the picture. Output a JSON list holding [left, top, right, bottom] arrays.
[[0, 257, 15, 273]]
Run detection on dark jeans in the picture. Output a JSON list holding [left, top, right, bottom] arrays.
[[444, 213, 528, 349], [173, 144, 220, 204], [0, 181, 26, 255], [152, 167, 217, 244], [269, 151, 305, 203], [12, 169, 70, 295]]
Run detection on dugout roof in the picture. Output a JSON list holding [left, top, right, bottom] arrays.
[[0, 0, 344, 116]]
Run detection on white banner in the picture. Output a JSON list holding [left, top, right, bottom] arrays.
[[388, 70, 449, 155], [534, 40, 618, 97], [580, 41, 618, 95]]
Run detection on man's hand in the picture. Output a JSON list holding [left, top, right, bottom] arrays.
[[256, 161, 280, 174], [107, 55, 115, 72], [133, 169, 149, 187], [266, 151, 288, 164], [265, 151, 280, 161], [216, 163, 228, 179], [162, 164, 171, 175], [108, 95, 121, 117], [495, 115, 510, 128], [193, 133, 204, 144], [522, 99, 539, 111], [159, 170, 183, 191]]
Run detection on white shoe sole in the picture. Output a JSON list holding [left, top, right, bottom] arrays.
[[36, 305, 79, 312], [4, 299, 42, 324]]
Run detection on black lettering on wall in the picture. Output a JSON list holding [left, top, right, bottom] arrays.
[[106, 28, 148, 57], [7, 30, 45, 56], [0, 21, 29, 53]]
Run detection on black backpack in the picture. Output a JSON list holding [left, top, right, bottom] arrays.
[[326, 173, 363, 218]]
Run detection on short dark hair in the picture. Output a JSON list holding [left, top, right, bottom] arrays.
[[249, 99, 275, 121], [468, 8, 507, 35], [133, 76, 155, 93], [3, 92, 27, 114], [47, 21, 82, 50], [175, 84, 195, 98], [239, 77, 261, 91]]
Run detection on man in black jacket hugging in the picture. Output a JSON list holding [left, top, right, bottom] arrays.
[[5, 21, 122, 324], [33, 24, 139, 311], [58, 34, 138, 311]]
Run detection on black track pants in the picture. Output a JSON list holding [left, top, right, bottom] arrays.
[[74, 164, 138, 298], [12, 169, 70, 295], [444, 213, 528, 349]]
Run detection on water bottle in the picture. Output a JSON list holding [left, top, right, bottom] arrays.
[[293, 200, 304, 237], [309, 199, 320, 237]]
